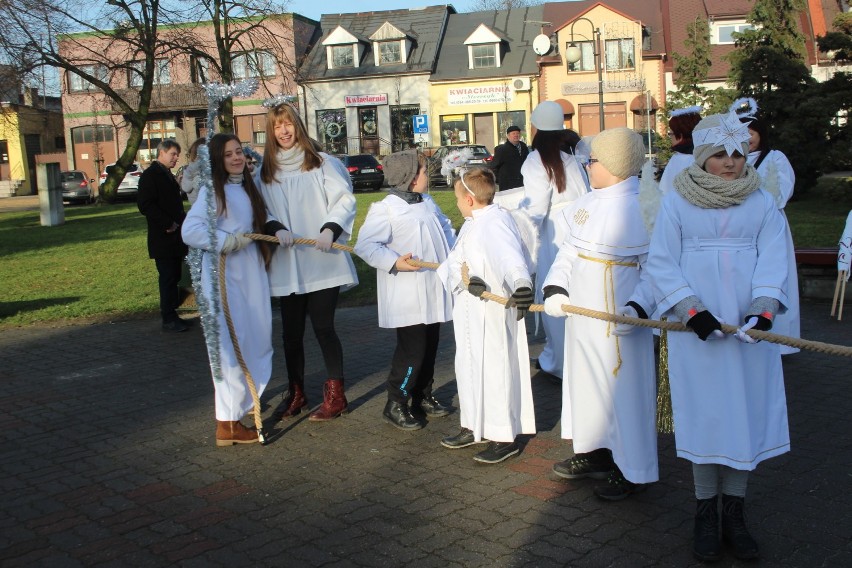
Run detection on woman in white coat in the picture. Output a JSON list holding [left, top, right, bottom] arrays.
[[182, 134, 282, 446], [256, 103, 358, 422], [520, 101, 589, 380]]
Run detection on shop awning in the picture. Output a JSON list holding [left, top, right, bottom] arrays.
[[555, 98, 575, 115], [630, 95, 659, 112]]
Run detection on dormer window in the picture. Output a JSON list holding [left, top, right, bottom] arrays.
[[332, 45, 355, 68], [464, 24, 503, 70], [323, 25, 364, 70], [378, 41, 402, 65], [369, 22, 410, 66]]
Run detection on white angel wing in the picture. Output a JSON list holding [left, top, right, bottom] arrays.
[[639, 160, 661, 233]]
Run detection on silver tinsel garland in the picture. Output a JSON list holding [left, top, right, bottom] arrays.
[[188, 79, 260, 382]]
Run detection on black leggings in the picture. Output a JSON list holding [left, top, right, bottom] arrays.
[[386, 323, 441, 403], [279, 287, 344, 384]]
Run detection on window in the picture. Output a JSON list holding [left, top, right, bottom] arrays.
[[191, 56, 210, 84], [139, 119, 177, 162], [332, 45, 354, 68], [440, 115, 470, 145], [316, 109, 348, 155], [128, 59, 171, 88], [604, 38, 634, 70], [497, 111, 526, 140], [567, 41, 595, 72], [68, 64, 107, 93], [232, 51, 276, 79], [378, 41, 402, 65], [711, 20, 755, 45], [71, 125, 114, 144], [0, 140, 8, 163], [390, 105, 420, 151], [471, 44, 497, 69]]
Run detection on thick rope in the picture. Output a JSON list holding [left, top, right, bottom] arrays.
[[218, 253, 265, 444]]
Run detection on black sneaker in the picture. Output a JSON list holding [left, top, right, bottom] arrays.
[[473, 441, 520, 464], [440, 428, 487, 449], [552, 452, 613, 480], [413, 395, 450, 418], [382, 400, 423, 431], [593, 468, 647, 501], [162, 319, 188, 332]]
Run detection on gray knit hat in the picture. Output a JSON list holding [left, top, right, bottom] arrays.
[[589, 127, 646, 180], [691, 113, 751, 168], [382, 150, 420, 190]]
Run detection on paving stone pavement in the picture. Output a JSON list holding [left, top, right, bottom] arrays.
[[1, 299, 850, 567]]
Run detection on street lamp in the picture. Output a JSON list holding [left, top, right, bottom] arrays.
[[564, 17, 605, 132]]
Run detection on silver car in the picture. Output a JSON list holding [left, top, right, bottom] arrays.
[[60, 170, 94, 204], [100, 162, 144, 198]]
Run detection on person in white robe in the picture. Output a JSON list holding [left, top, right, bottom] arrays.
[[437, 167, 536, 464], [182, 134, 282, 447], [658, 106, 701, 194], [645, 111, 790, 562], [741, 112, 800, 354], [354, 150, 455, 430], [837, 210, 852, 277], [519, 101, 589, 380], [543, 128, 658, 501], [256, 103, 358, 423]]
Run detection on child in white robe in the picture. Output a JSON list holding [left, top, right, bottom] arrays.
[[543, 128, 659, 500], [645, 111, 790, 562], [354, 150, 455, 430], [182, 134, 284, 446], [437, 167, 536, 464]]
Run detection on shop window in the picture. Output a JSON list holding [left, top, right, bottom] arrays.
[[440, 115, 470, 146], [497, 111, 526, 140], [316, 109, 348, 155], [390, 105, 420, 151]]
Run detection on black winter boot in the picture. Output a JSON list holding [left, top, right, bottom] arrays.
[[693, 496, 722, 562], [722, 494, 760, 560]]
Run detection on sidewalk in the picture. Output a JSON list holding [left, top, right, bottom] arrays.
[[0, 300, 850, 566]]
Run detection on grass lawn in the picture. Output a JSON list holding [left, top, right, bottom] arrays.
[[1, 178, 848, 328]]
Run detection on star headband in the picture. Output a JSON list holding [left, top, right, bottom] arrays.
[[692, 109, 753, 156]]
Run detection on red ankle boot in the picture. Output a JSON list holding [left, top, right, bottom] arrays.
[[280, 382, 307, 418], [216, 420, 259, 446], [309, 379, 348, 421]]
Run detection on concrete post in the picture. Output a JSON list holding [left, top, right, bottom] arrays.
[[37, 162, 64, 227]]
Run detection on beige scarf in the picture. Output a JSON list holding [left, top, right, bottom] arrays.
[[276, 146, 307, 172], [674, 163, 761, 209]]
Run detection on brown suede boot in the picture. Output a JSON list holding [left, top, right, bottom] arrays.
[[280, 382, 307, 419], [216, 420, 259, 446], [308, 379, 348, 421]]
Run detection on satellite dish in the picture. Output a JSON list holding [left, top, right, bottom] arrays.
[[533, 34, 552, 56]]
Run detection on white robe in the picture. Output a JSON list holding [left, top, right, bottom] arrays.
[[257, 153, 358, 296], [647, 188, 791, 470], [354, 194, 455, 329], [749, 149, 800, 354], [438, 204, 536, 443], [659, 152, 693, 194], [543, 177, 659, 483], [519, 150, 590, 378], [182, 185, 273, 421]]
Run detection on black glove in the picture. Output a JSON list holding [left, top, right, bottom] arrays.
[[467, 276, 487, 298], [744, 314, 772, 331], [687, 310, 722, 341], [507, 287, 534, 321]]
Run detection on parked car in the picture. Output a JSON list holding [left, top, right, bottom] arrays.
[[60, 170, 94, 204], [337, 154, 384, 191], [427, 144, 493, 187], [100, 162, 144, 199]]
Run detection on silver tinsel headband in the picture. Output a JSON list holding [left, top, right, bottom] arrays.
[[262, 93, 299, 109]]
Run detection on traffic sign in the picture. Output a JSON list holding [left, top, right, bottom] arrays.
[[412, 115, 428, 134]]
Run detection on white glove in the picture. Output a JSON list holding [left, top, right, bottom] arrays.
[[544, 294, 570, 318], [315, 228, 334, 252], [275, 228, 293, 247], [735, 316, 760, 344], [221, 234, 252, 254], [707, 313, 727, 341], [612, 305, 639, 336]]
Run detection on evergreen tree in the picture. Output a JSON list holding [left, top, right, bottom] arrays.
[[669, 17, 711, 108]]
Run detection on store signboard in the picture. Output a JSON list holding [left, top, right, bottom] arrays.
[[448, 86, 512, 106], [344, 93, 388, 106]]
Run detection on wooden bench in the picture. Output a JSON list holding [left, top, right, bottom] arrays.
[[795, 247, 837, 266], [795, 248, 839, 299]]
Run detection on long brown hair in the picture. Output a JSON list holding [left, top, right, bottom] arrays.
[[260, 103, 322, 183], [208, 133, 273, 266], [531, 129, 567, 193]]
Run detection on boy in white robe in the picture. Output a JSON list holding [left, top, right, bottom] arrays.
[[543, 128, 658, 500], [645, 110, 790, 562], [437, 167, 536, 464], [354, 150, 456, 430]]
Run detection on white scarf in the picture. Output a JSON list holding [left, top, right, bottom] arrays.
[[276, 146, 306, 172]]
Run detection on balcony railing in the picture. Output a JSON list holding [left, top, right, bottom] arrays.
[[112, 84, 208, 113]]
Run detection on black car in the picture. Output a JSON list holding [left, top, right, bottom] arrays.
[[337, 154, 384, 191], [427, 144, 494, 187], [60, 170, 94, 204]]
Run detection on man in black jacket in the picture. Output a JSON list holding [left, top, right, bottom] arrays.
[[137, 139, 188, 332], [491, 125, 529, 191]]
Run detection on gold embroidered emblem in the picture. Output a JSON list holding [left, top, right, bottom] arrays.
[[573, 208, 590, 225]]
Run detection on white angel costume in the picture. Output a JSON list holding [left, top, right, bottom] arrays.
[[182, 184, 273, 421], [437, 204, 536, 443], [519, 151, 590, 378], [659, 152, 694, 194], [543, 177, 659, 483]]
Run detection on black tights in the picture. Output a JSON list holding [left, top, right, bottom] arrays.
[[279, 287, 344, 384]]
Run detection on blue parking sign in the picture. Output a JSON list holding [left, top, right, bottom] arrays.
[[412, 115, 428, 134]]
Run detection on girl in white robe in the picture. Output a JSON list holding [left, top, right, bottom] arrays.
[[520, 101, 589, 380], [543, 128, 658, 500], [645, 111, 790, 562], [182, 134, 281, 447], [438, 167, 536, 464], [658, 106, 701, 194]]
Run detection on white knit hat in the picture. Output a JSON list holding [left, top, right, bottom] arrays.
[[589, 127, 646, 180], [531, 101, 565, 131], [691, 112, 751, 167]]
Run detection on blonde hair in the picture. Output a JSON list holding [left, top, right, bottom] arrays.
[[454, 167, 496, 204], [187, 137, 205, 162], [260, 104, 322, 183]]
